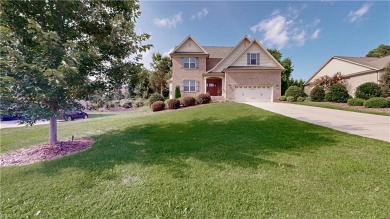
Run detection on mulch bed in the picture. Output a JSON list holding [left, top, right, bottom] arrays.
[[315, 102, 390, 114], [0, 139, 94, 167]]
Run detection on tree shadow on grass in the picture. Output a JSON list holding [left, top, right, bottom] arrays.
[[30, 111, 338, 182]]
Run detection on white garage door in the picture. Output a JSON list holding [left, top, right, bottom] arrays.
[[233, 85, 272, 102]]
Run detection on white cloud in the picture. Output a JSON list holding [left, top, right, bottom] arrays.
[[348, 3, 372, 22], [139, 49, 153, 69], [191, 8, 209, 20], [271, 9, 280, 16], [163, 48, 174, 57], [250, 15, 291, 49], [312, 18, 321, 26], [154, 12, 182, 28], [293, 30, 306, 46], [311, 29, 321, 39]]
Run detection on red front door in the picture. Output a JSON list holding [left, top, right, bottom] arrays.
[[207, 83, 218, 96]]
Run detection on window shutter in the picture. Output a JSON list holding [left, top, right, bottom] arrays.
[[195, 57, 199, 68], [181, 58, 184, 68], [247, 53, 250, 65], [196, 81, 199, 92], [256, 53, 260, 65], [181, 80, 184, 91]]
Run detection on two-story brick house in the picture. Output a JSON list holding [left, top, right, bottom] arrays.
[[169, 35, 284, 102]]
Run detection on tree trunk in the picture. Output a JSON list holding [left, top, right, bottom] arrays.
[[49, 116, 58, 145], [160, 81, 163, 96]]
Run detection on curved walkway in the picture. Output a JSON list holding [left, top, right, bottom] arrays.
[[245, 102, 390, 142]]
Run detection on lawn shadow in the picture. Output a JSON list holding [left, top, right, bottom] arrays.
[[31, 111, 339, 182], [87, 113, 117, 119]]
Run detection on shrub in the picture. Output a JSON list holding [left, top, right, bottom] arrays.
[[149, 93, 164, 105], [120, 99, 132, 108], [196, 94, 211, 104], [134, 99, 144, 108], [166, 99, 180, 109], [175, 85, 181, 99], [310, 86, 325, 102], [305, 97, 311, 102], [379, 69, 390, 97], [325, 83, 349, 103], [297, 97, 305, 102], [279, 96, 287, 101], [364, 97, 390, 108], [347, 98, 364, 106], [286, 96, 295, 102], [285, 86, 306, 100], [180, 96, 196, 107], [151, 101, 165, 112], [355, 82, 382, 100]]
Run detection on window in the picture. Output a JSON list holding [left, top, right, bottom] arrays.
[[182, 57, 198, 69], [247, 53, 260, 65], [183, 80, 198, 92]]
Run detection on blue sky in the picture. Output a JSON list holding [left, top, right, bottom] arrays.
[[136, 1, 390, 80]]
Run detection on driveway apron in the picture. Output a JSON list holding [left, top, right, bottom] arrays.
[[245, 102, 390, 142]]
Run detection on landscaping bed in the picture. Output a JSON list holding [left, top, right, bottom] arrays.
[[295, 101, 390, 115]]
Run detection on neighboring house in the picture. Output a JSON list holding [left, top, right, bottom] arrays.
[[169, 35, 284, 102], [304, 56, 390, 96]]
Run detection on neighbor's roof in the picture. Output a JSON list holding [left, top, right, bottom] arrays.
[[335, 56, 390, 69], [203, 46, 233, 59]]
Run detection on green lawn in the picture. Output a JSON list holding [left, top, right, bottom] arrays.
[[1, 103, 389, 218], [295, 101, 390, 116]]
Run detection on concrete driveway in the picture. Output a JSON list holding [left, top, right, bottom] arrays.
[[245, 102, 390, 142]]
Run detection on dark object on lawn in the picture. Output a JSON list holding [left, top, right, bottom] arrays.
[[1, 114, 19, 121], [58, 109, 88, 121]]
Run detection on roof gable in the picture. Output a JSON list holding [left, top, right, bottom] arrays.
[[171, 35, 208, 54], [305, 56, 377, 85], [207, 36, 252, 73], [228, 39, 284, 69]]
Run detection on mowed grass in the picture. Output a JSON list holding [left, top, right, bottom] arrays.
[[1, 103, 389, 218], [295, 101, 390, 116]]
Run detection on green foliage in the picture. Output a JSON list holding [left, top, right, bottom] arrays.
[[285, 86, 305, 100], [0, 1, 151, 143], [166, 99, 180, 109], [151, 101, 165, 112], [150, 53, 172, 96], [297, 97, 305, 102], [288, 78, 305, 88], [379, 66, 390, 97], [310, 86, 325, 102], [180, 96, 196, 107], [364, 97, 390, 108], [175, 85, 182, 99], [128, 66, 153, 99], [355, 82, 382, 100], [149, 93, 164, 105], [279, 96, 287, 101], [325, 83, 349, 103], [347, 98, 365, 106], [314, 72, 345, 91], [286, 96, 295, 102], [268, 49, 294, 95], [366, 44, 390, 58], [196, 94, 211, 104], [134, 99, 145, 108], [120, 99, 132, 108]]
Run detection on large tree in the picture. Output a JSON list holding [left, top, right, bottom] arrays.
[[267, 49, 294, 95], [0, 1, 151, 144], [366, 44, 390, 58], [149, 53, 172, 96]]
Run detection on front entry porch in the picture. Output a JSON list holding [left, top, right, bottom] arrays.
[[206, 77, 223, 96]]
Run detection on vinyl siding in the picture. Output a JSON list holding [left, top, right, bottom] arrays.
[[230, 44, 278, 67]]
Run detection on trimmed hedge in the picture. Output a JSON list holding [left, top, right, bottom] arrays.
[[285, 86, 306, 100], [364, 97, 390, 108], [279, 96, 287, 101], [166, 99, 180, 109], [149, 93, 164, 105], [197, 94, 211, 104], [120, 99, 132, 108], [325, 83, 349, 103], [347, 98, 364, 106], [310, 86, 325, 102], [180, 96, 196, 107], [286, 96, 295, 102], [297, 97, 305, 102], [355, 82, 382, 100], [151, 101, 165, 112]]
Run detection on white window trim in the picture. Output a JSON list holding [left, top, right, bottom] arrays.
[[182, 80, 198, 92], [182, 57, 199, 69], [247, 53, 260, 66]]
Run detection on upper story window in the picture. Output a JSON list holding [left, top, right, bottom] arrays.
[[247, 53, 260, 65], [182, 57, 199, 69]]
